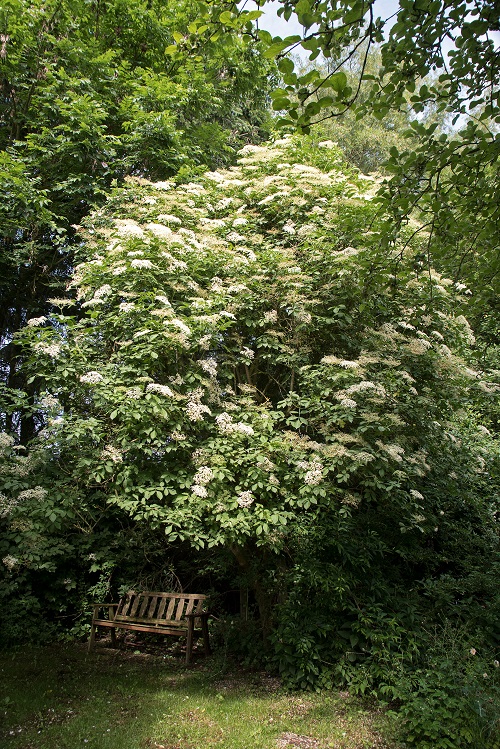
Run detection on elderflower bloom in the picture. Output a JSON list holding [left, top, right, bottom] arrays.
[[237, 491, 254, 508], [263, 310, 278, 323], [2, 555, 19, 570], [303, 460, 324, 486], [27, 316, 47, 327], [199, 359, 218, 378], [80, 371, 104, 384], [191, 484, 208, 498], [131, 259, 153, 269], [94, 284, 112, 299], [17, 487, 48, 501], [34, 342, 61, 358], [338, 397, 357, 409], [215, 412, 234, 434], [102, 446, 122, 463], [193, 466, 213, 485], [119, 302, 135, 312], [125, 388, 142, 400], [409, 489, 424, 500], [165, 318, 191, 336], [236, 422, 254, 436], [146, 223, 172, 238], [146, 383, 174, 397], [186, 401, 211, 422], [0, 433, 15, 449]]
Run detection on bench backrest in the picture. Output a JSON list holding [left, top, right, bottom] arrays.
[[114, 591, 207, 627]]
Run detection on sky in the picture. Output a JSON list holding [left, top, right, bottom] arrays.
[[248, 0, 399, 39]]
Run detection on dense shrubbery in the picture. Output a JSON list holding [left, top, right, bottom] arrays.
[[1, 136, 499, 746]]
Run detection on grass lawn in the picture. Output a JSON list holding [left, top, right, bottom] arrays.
[[0, 639, 402, 749]]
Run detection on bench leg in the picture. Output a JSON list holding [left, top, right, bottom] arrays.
[[88, 622, 97, 652], [110, 627, 117, 648], [201, 617, 211, 656], [186, 619, 194, 665]]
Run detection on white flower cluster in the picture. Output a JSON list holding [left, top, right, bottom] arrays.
[[186, 400, 211, 422], [338, 397, 357, 409], [34, 342, 61, 358], [119, 302, 135, 312], [215, 197, 233, 210], [191, 484, 208, 498], [156, 213, 182, 225], [215, 413, 254, 436], [376, 441, 405, 462], [263, 310, 278, 324], [406, 338, 432, 355], [198, 334, 212, 350], [48, 298, 73, 307], [146, 383, 174, 397], [409, 489, 424, 500], [193, 466, 214, 485], [155, 295, 171, 306], [240, 347, 255, 360], [226, 231, 246, 243], [40, 395, 60, 410], [0, 432, 15, 449], [339, 360, 359, 369], [165, 318, 191, 336], [237, 490, 254, 508], [346, 381, 386, 397], [102, 445, 123, 463], [298, 459, 324, 486], [171, 431, 187, 441], [227, 283, 248, 294], [17, 486, 48, 501], [169, 374, 184, 385], [125, 387, 142, 399], [199, 358, 218, 377], [146, 222, 172, 238], [94, 284, 112, 299], [27, 316, 47, 327], [131, 259, 153, 269], [2, 555, 19, 570], [80, 371, 104, 384], [115, 219, 144, 237], [0, 493, 17, 517]]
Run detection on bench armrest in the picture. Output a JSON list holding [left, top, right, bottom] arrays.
[[92, 602, 119, 607], [91, 603, 119, 621], [185, 611, 211, 619]]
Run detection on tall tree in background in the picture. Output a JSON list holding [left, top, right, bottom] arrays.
[[0, 0, 273, 440]]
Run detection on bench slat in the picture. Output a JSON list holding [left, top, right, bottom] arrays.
[[138, 595, 150, 617], [166, 597, 176, 620], [130, 594, 142, 618], [175, 598, 186, 621], [157, 596, 168, 620], [147, 595, 158, 618]]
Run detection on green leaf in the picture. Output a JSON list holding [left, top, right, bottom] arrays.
[[329, 71, 347, 92]]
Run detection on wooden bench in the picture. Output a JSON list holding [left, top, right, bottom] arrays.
[[88, 591, 211, 664]]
